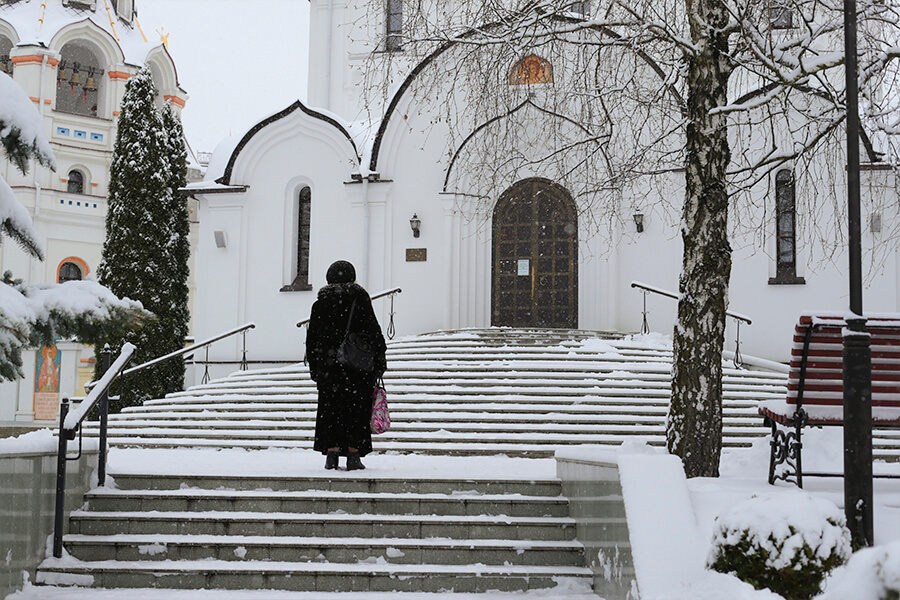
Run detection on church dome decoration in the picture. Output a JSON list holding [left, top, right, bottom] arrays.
[[0, 0, 169, 71]]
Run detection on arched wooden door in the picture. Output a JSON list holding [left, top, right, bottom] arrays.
[[492, 179, 578, 328]]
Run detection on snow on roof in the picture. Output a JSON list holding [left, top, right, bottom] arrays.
[[0, 0, 165, 68]]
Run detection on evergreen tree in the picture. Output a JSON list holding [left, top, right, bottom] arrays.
[[98, 67, 190, 410], [0, 72, 148, 381]]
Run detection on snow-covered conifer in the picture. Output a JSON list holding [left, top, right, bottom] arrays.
[[0, 72, 148, 382], [98, 67, 190, 409]]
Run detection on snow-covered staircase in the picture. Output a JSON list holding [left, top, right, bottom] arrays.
[[32, 328, 900, 597], [39, 468, 598, 593], [86, 328, 794, 455]]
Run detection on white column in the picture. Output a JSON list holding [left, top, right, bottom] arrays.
[[441, 195, 460, 330]]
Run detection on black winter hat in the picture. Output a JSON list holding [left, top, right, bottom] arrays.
[[326, 260, 356, 284]]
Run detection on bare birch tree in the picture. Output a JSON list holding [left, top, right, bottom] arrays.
[[349, 0, 900, 476]]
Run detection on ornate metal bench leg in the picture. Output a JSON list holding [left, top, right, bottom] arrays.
[[766, 417, 779, 485], [794, 413, 804, 489]]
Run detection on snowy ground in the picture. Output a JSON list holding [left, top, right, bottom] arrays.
[[5, 430, 900, 600]]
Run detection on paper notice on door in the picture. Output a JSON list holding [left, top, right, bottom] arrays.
[[517, 259, 530, 276]]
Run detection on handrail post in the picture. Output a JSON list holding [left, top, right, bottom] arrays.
[[640, 290, 650, 335], [97, 344, 111, 486], [202, 346, 210, 384], [241, 329, 248, 371], [732, 320, 744, 369], [387, 290, 397, 339], [53, 397, 70, 559]]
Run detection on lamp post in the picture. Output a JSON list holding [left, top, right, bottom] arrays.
[[842, 0, 873, 548]]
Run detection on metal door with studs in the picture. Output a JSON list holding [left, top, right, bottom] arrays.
[[491, 179, 578, 328]]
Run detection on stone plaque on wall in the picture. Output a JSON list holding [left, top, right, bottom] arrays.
[[406, 248, 427, 262]]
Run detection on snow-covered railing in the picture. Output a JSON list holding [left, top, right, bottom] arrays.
[[296, 287, 403, 340], [631, 281, 752, 368], [53, 342, 136, 560], [86, 322, 257, 389]]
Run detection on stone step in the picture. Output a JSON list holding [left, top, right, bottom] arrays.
[[36, 559, 595, 592], [83, 488, 574, 517], [17, 587, 603, 599], [63, 534, 587, 566], [104, 474, 568, 495], [95, 425, 769, 443], [105, 410, 763, 424], [68, 510, 590, 541]]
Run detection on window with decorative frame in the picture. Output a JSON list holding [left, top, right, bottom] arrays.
[[769, 169, 805, 284], [67, 169, 85, 194], [509, 55, 553, 85], [281, 186, 313, 291], [58, 261, 84, 283], [386, 0, 403, 51]]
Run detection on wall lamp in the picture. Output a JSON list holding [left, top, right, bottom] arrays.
[[410, 213, 421, 238], [633, 213, 644, 233]]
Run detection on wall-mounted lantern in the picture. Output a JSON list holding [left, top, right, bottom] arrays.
[[410, 213, 421, 238], [633, 213, 644, 233]]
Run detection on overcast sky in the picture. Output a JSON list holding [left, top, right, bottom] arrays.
[[137, 0, 309, 157]]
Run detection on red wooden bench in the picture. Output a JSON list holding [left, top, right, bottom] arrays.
[[758, 313, 900, 486]]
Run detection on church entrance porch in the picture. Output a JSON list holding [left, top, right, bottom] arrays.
[[491, 178, 578, 328]]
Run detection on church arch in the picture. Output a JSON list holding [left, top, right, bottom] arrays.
[[217, 101, 359, 186], [368, 17, 684, 173], [491, 178, 578, 328], [54, 37, 109, 117]]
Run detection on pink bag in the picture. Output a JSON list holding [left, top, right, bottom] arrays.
[[371, 379, 390, 434]]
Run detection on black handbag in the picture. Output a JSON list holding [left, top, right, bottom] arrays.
[[337, 298, 376, 373]]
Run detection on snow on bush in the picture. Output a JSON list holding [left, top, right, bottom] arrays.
[[817, 541, 900, 600], [707, 491, 851, 600]]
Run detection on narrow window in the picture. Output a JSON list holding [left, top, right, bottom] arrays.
[[509, 55, 554, 85], [58, 261, 83, 283], [568, 1, 591, 17], [282, 186, 312, 291], [768, 2, 794, 28], [67, 170, 84, 194], [386, 0, 403, 51], [770, 169, 804, 284]]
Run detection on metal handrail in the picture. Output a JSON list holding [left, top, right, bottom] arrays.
[[54, 342, 135, 559], [630, 280, 752, 368], [86, 322, 256, 390], [296, 287, 402, 330]]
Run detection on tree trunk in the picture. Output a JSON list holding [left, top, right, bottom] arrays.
[[666, 0, 733, 478]]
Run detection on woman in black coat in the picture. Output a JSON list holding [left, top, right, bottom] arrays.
[[306, 261, 387, 470]]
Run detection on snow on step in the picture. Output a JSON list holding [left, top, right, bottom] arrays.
[[38, 458, 600, 595], [75, 328, 900, 460]]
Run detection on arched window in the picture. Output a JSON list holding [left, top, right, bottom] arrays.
[[281, 186, 312, 291], [509, 55, 553, 85], [770, 169, 805, 284], [386, 0, 403, 51], [58, 261, 84, 283], [67, 169, 84, 194], [56, 40, 104, 117]]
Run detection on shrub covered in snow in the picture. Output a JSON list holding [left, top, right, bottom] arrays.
[[817, 541, 900, 600], [707, 491, 851, 600]]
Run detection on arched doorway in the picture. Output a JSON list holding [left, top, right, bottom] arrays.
[[492, 178, 578, 328]]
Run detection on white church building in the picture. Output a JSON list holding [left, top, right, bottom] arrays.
[[0, 0, 188, 425], [187, 0, 899, 381]]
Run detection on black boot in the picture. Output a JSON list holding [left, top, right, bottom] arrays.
[[346, 453, 365, 471], [324, 450, 339, 470]]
